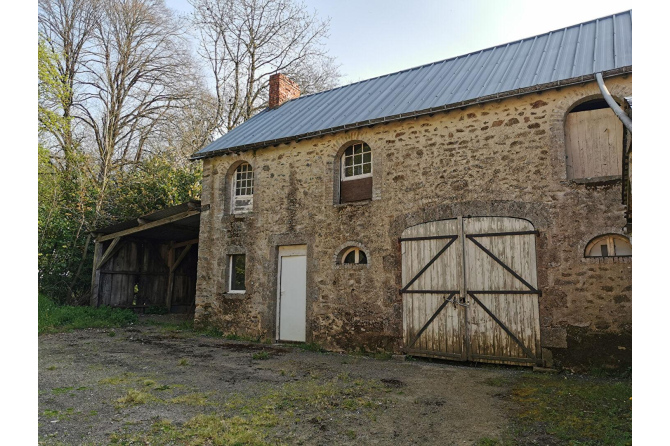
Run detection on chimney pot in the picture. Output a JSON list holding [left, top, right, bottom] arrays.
[[268, 73, 300, 109]]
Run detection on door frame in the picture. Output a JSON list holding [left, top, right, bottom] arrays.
[[276, 244, 307, 342]]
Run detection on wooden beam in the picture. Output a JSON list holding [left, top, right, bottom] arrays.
[[96, 210, 200, 242], [90, 241, 104, 307], [96, 237, 122, 270], [166, 243, 175, 309], [170, 244, 193, 273], [173, 238, 199, 249]]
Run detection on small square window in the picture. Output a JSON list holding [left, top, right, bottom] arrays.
[[229, 254, 246, 292]]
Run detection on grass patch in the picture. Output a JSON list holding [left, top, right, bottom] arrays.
[[294, 342, 325, 353], [39, 294, 137, 334], [177, 358, 189, 366], [252, 351, 270, 360], [110, 375, 388, 444], [168, 392, 212, 406], [116, 389, 155, 407], [491, 372, 632, 445], [99, 373, 137, 386], [110, 415, 273, 446]]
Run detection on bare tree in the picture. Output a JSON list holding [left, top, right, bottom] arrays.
[[76, 0, 196, 187], [38, 0, 100, 161], [190, 0, 341, 135]]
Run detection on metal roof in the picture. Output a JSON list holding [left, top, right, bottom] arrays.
[[193, 10, 632, 159]]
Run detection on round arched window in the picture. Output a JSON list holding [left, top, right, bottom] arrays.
[[585, 234, 631, 257], [342, 247, 367, 264]]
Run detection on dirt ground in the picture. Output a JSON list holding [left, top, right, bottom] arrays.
[[38, 315, 525, 445]]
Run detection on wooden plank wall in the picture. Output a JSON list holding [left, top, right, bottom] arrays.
[[171, 246, 198, 308], [97, 240, 197, 310], [565, 108, 623, 179]]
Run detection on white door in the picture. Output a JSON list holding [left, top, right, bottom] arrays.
[[277, 245, 307, 342]]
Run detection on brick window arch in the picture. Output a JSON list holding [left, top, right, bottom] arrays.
[[341, 247, 367, 264], [585, 234, 631, 257]]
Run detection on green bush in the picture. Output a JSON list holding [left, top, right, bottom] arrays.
[[39, 294, 137, 334]]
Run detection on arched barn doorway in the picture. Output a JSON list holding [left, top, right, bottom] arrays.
[[401, 216, 542, 366]]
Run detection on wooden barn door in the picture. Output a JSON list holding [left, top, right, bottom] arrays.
[[401, 219, 466, 361], [401, 217, 542, 366]]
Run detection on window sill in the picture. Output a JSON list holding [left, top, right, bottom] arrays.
[[335, 263, 370, 270], [570, 175, 621, 185], [230, 212, 253, 219], [334, 200, 372, 208], [223, 291, 246, 300]]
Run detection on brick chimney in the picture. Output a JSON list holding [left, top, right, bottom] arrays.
[[268, 73, 300, 109]]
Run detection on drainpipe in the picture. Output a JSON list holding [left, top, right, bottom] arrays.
[[595, 72, 632, 132]]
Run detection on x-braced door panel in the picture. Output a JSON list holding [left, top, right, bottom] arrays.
[[401, 217, 542, 366], [400, 219, 466, 360], [463, 217, 541, 365]]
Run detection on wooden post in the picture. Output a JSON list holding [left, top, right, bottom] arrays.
[[90, 241, 104, 307], [166, 243, 175, 311]]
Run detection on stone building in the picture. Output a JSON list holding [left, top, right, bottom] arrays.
[[191, 11, 632, 370]]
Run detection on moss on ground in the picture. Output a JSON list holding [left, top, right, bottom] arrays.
[[107, 373, 388, 444], [480, 372, 632, 445]]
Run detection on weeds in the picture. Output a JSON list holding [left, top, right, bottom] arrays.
[[116, 389, 155, 407], [295, 342, 324, 352], [252, 351, 270, 360], [168, 393, 211, 406]]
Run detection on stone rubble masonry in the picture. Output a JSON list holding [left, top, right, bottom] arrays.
[[194, 74, 633, 371], [268, 73, 300, 109]]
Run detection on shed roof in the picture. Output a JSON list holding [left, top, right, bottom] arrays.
[[193, 10, 632, 159], [94, 201, 202, 243]]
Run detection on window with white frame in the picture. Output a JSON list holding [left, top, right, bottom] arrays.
[[341, 142, 372, 180], [229, 254, 246, 292], [585, 234, 632, 257], [339, 142, 373, 203], [232, 162, 254, 213]]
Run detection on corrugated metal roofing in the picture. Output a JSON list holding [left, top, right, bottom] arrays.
[[193, 10, 632, 159]]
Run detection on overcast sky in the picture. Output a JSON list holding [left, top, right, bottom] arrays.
[[166, 0, 634, 85]]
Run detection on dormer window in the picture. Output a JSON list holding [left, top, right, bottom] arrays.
[[232, 162, 253, 214], [340, 142, 372, 203]]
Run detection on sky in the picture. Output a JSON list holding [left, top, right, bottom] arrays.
[[166, 0, 635, 85]]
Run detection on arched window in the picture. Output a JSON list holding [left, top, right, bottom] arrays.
[[342, 247, 367, 264], [340, 142, 372, 203], [585, 234, 631, 257], [232, 162, 254, 214], [565, 99, 623, 180]]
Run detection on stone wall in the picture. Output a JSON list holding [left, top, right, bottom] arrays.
[[194, 75, 633, 371]]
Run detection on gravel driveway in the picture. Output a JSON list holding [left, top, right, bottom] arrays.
[[38, 315, 519, 445]]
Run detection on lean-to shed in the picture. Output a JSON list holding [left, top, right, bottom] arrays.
[[90, 201, 205, 313]]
